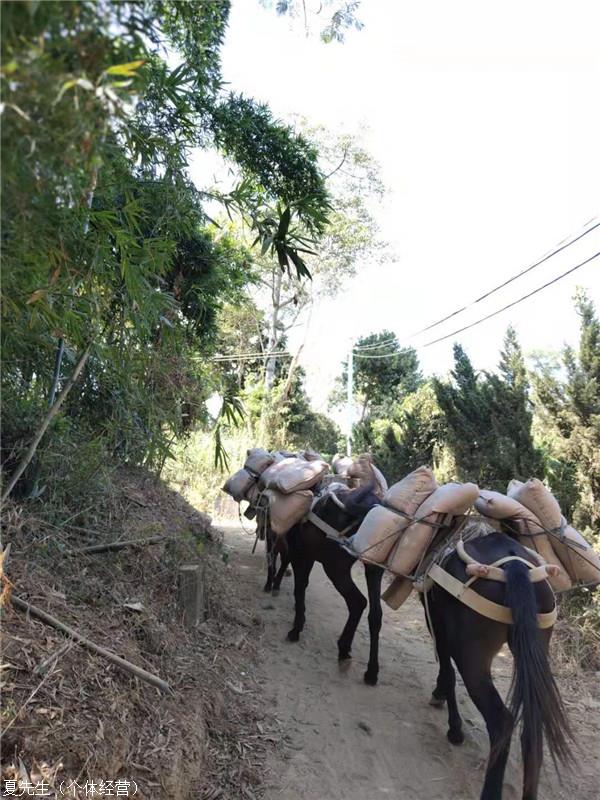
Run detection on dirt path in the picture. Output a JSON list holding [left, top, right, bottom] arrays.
[[219, 523, 599, 800]]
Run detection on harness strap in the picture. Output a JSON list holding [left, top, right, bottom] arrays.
[[382, 503, 455, 530], [456, 540, 554, 584], [428, 563, 557, 629], [306, 510, 358, 542]]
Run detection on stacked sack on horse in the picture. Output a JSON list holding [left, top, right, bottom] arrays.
[[221, 449, 391, 538], [343, 466, 480, 607], [222, 448, 329, 536], [474, 477, 600, 591], [341, 466, 600, 609]]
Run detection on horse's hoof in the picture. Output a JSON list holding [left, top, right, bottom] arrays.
[[263, 584, 272, 593], [447, 728, 465, 745], [338, 657, 352, 674], [286, 629, 300, 642], [271, 588, 280, 597], [429, 694, 446, 708], [363, 670, 378, 686]]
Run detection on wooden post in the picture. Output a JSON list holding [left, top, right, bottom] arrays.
[[178, 564, 205, 628]]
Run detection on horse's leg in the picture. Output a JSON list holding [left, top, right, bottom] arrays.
[[322, 555, 367, 662], [458, 654, 513, 800], [286, 553, 315, 642], [363, 563, 383, 686], [263, 527, 275, 592], [271, 536, 290, 595], [429, 600, 464, 743], [421, 592, 448, 708]]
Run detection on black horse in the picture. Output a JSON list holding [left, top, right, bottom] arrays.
[[426, 528, 573, 800], [262, 518, 290, 595], [284, 485, 385, 685]]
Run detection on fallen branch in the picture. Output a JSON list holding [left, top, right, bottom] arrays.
[[1, 344, 92, 504], [64, 536, 167, 557], [10, 595, 172, 694]]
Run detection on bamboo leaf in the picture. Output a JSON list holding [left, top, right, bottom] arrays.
[[26, 289, 47, 305], [106, 60, 146, 76]]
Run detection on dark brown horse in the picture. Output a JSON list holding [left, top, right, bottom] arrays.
[[426, 529, 573, 800], [284, 485, 385, 685]]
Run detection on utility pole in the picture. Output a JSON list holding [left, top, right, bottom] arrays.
[[346, 340, 354, 457]]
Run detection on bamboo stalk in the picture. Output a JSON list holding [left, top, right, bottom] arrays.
[[1, 344, 92, 504], [64, 536, 167, 556], [10, 595, 172, 694]]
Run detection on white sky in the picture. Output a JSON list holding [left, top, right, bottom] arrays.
[[194, 0, 600, 413]]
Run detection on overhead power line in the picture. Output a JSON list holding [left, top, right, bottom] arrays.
[[352, 217, 599, 352], [208, 351, 293, 362], [414, 219, 600, 338], [347, 250, 599, 358], [422, 250, 599, 348]]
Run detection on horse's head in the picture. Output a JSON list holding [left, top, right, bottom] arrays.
[[313, 483, 381, 537]]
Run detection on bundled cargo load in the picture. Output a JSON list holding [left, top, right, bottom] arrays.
[[222, 445, 329, 538], [474, 489, 571, 591], [332, 454, 353, 476], [347, 453, 388, 497], [244, 448, 274, 476], [386, 482, 479, 576], [222, 469, 255, 503], [507, 478, 600, 585], [299, 449, 322, 462], [351, 506, 407, 563], [552, 524, 600, 584], [264, 489, 313, 536], [350, 466, 438, 564], [260, 457, 329, 495], [244, 481, 263, 507], [384, 466, 437, 513], [319, 473, 350, 491]]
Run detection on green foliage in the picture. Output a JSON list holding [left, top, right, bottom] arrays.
[[240, 368, 342, 456], [212, 97, 329, 232], [433, 334, 542, 489], [332, 331, 422, 422], [353, 382, 448, 484], [532, 291, 600, 532], [263, 0, 364, 42], [0, 0, 332, 497]]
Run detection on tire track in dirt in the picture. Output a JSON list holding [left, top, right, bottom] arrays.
[[220, 523, 599, 800]]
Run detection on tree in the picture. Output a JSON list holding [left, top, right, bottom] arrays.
[[353, 382, 447, 483], [434, 333, 542, 490], [250, 124, 387, 390], [261, 0, 364, 42], [1, 1, 331, 496], [532, 291, 600, 531], [483, 326, 543, 481], [331, 331, 422, 422]]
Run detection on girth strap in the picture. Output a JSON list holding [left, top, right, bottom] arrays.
[[306, 511, 358, 542], [428, 563, 557, 629]]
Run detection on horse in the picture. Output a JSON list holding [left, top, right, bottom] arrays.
[[252, 505, 291, 595], [425, 527, 574, 800], [263, 514, 291, 594], [284, 484, 385, 685]]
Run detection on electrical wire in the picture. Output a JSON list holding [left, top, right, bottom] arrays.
[[351, 217, 599, 352], [347, 250, 599, 357], [422, 250, 599, 348], [210, 351, 292, 362], [414, 220, 599, 338]]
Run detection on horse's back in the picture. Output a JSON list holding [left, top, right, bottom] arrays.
[[443, 532, 555, 614]]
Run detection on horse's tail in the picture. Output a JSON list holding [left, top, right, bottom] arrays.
[[503, 560, 574, 782]]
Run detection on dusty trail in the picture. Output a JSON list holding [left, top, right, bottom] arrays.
[[220, 523, 599, 800]]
